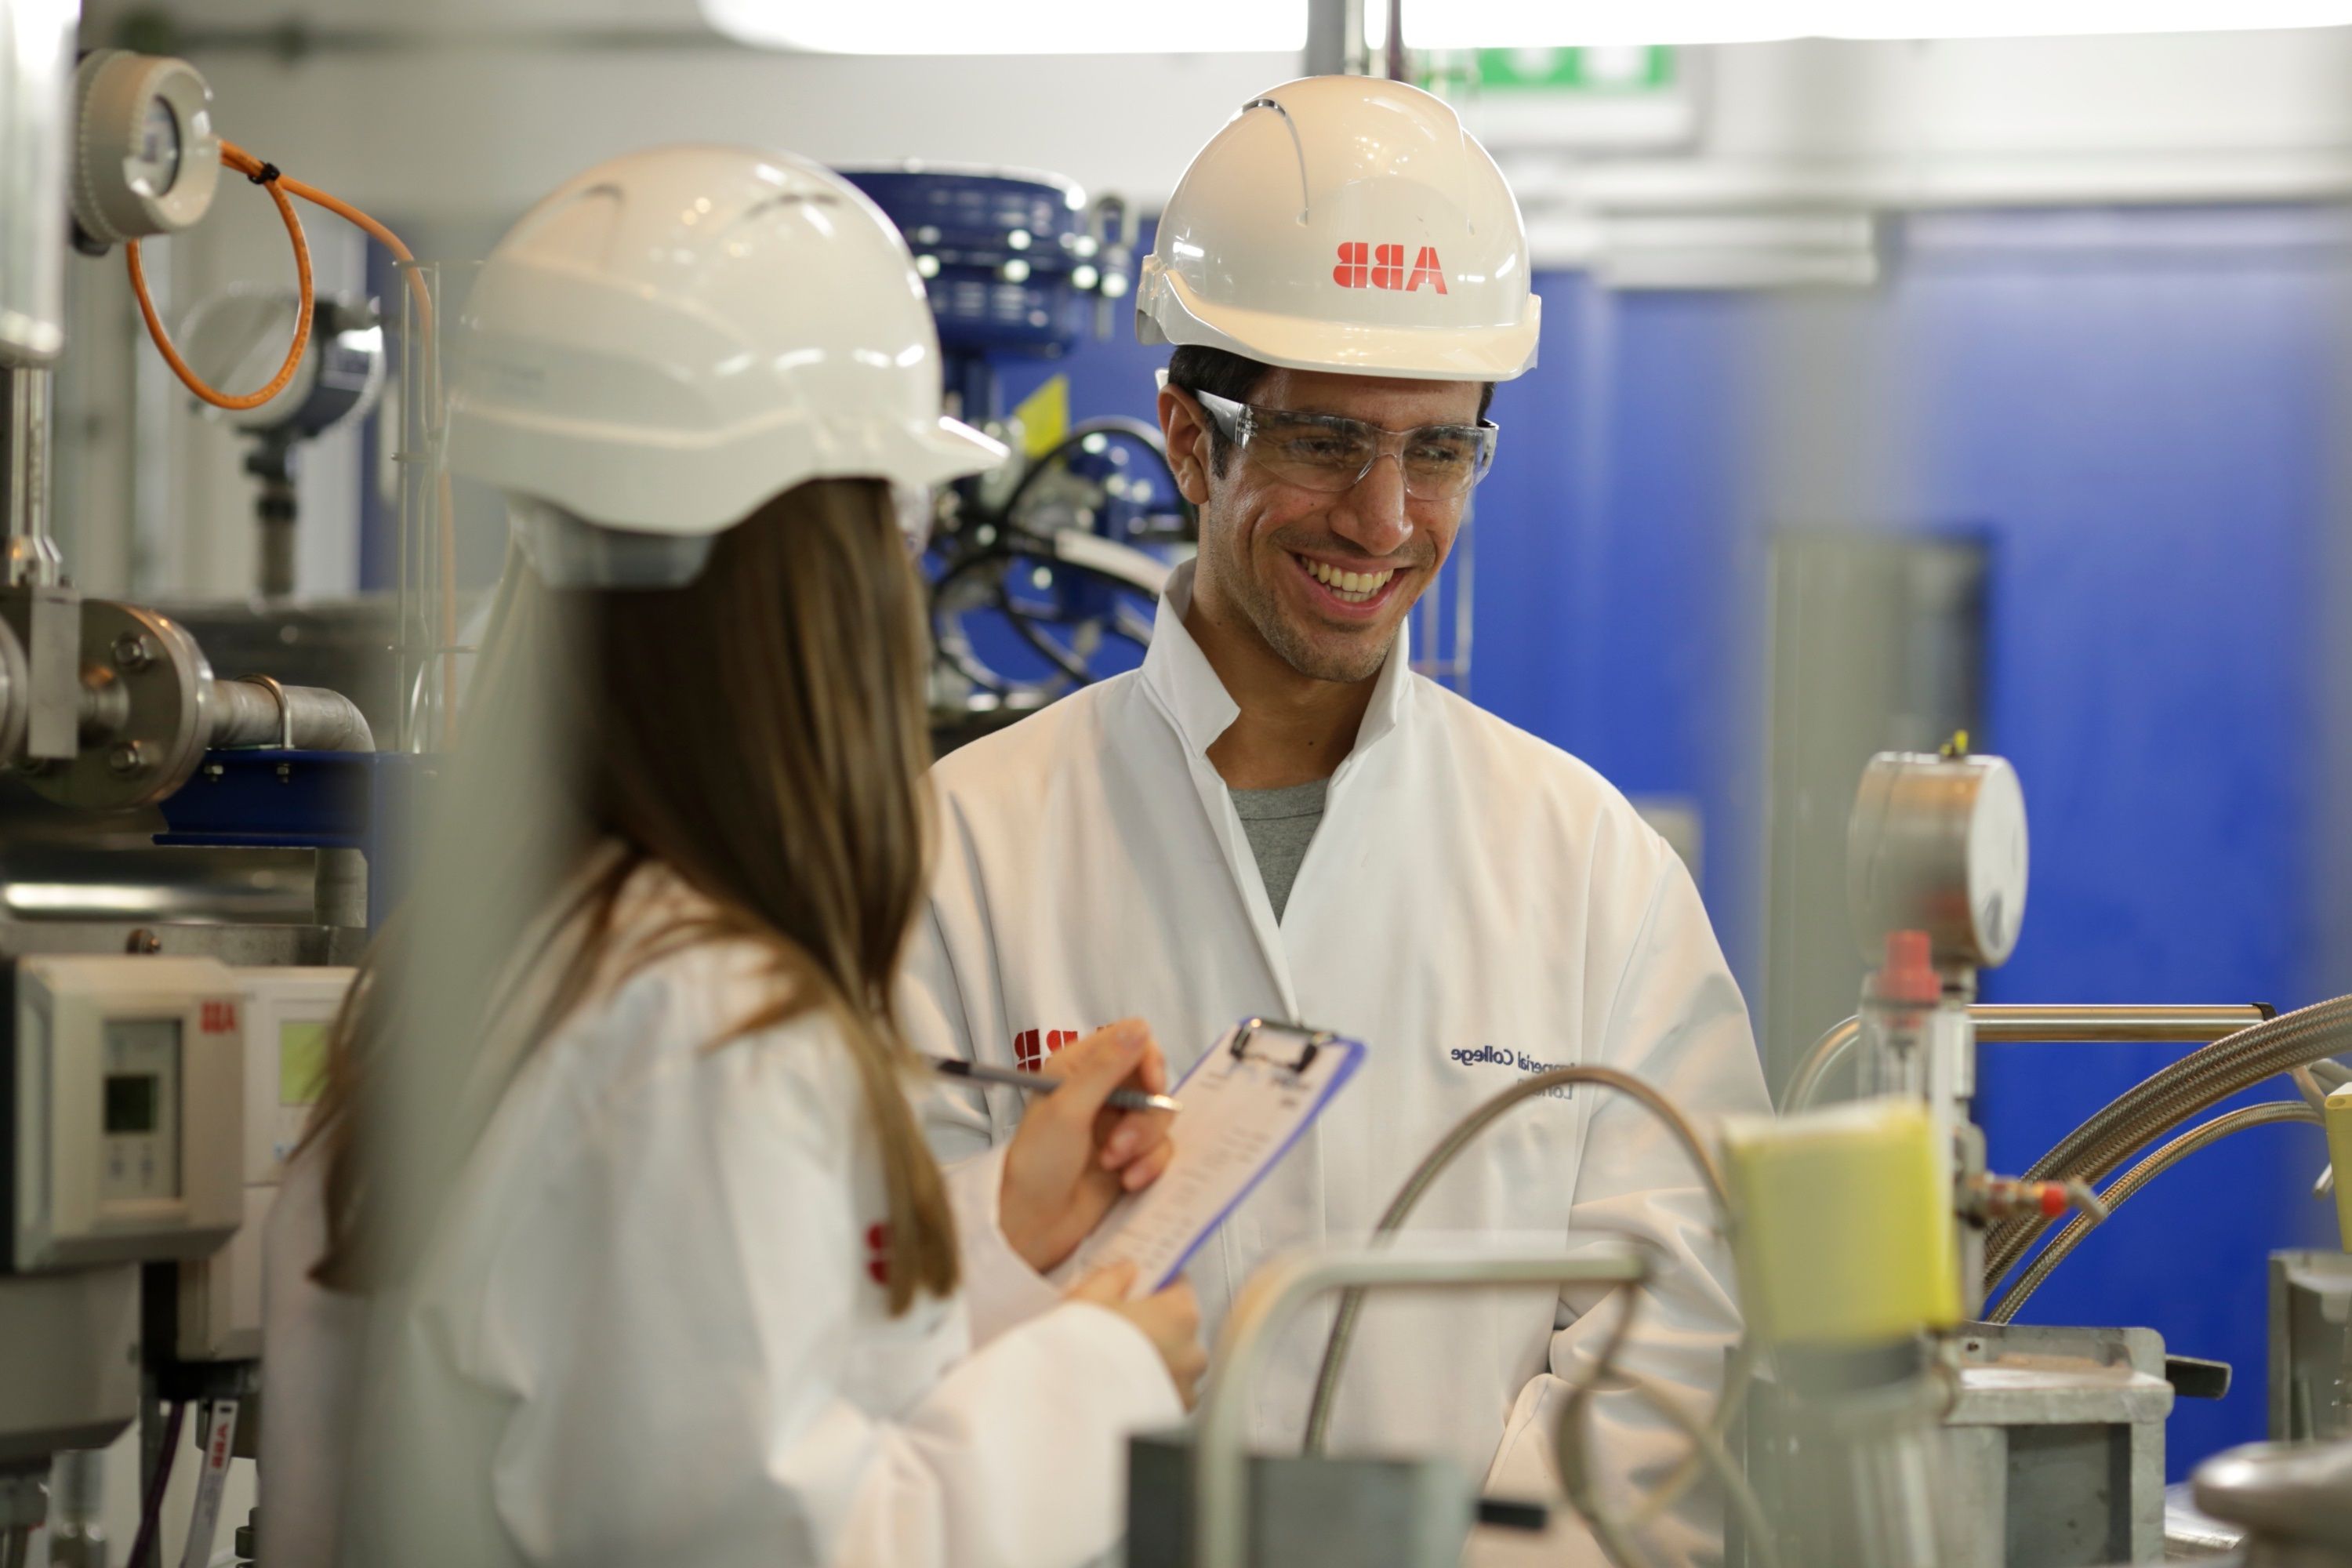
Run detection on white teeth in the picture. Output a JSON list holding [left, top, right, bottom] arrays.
[[1300, 556, 1394, 604]]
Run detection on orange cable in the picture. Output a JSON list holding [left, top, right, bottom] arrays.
[[240, 144, 463, 729], [125, 143, 314, 411], [125, 138, 461, 735]]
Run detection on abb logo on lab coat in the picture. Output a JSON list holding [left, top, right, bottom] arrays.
[[1332, 242, 1448, 293], [865, 1222, 891, 1285], [1012, 1028, 1080, 1072]]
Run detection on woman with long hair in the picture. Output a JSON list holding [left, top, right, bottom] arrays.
[[260, 147, 1203, 1568]]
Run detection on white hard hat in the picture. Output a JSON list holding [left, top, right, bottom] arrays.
[[447, 144, 1006, 569], [1137, 77, 1541, 383]]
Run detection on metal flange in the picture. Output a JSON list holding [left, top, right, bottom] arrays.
[[19, 600, 214, 811], [0, 614, 26, 763]]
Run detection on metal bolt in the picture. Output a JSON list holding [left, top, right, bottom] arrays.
[[107, 740, 145, 775], [203, 762, 224, 782], [275, 760, 292, 784], [111, 631, 154, 671], [125, 928, 160, 955]]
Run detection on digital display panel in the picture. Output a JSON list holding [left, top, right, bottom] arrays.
[[104, 1073, 159, 1134], [280, 1021, 330, 1105]]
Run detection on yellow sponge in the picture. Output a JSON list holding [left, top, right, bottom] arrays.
[[1721, 1099, 1962, 1349]]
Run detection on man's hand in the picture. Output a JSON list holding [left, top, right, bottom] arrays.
[[999, 1019, 1178, 1273]]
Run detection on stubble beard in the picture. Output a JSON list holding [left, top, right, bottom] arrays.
[[1228, 534, 1397, 686]]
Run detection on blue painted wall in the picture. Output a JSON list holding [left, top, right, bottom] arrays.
[[996, 205, 2345, 1474]]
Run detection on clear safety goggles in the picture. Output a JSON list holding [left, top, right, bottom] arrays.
[[1189, 389, 1498, 503]]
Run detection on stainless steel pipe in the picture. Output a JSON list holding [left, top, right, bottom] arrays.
[[2, 366, 61, 590], [211, 677, 376, 752], [1782, 1004, 2274, 1112], [1194, 1239, 1648, 1568]]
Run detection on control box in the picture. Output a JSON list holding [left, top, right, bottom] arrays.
[[179, 966, 354, 1360], [3, 956, 245, 1272]]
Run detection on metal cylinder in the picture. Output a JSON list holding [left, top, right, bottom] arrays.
[[43, 1450, 104, 1568], [74, 668, 129, 743], [1784, 1004, 2276, 1112], [256, 476, 298, 600], [315, 847, 369, 929], [210, 677, 376, 752], [2, 366, 63, 589]]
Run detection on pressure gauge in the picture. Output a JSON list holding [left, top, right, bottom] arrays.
[[71, 49, 221, 248], [1846, 750, 2030, 971]]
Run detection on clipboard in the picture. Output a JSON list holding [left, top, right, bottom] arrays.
[[1058, 1017, 1365, 1298]]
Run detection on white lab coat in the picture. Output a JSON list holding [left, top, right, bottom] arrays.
[[903, 563, 1769, 1566], [266, 862, 1181, 1568]]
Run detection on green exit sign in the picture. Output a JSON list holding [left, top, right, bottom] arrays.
[[1427, 45, 1677, 94]]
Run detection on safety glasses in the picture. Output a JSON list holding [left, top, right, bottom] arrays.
[[1189, 389, 1498, 503]]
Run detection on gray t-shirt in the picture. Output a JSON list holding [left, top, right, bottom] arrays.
[[1230, 779, 1328, 921]]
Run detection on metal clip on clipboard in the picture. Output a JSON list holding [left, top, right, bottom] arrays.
[[1230, 1018, 1338, 1074]]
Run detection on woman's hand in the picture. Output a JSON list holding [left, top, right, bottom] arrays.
[[1068, 1262, 1207, 1410], [998, 1019, 1176, 1274]]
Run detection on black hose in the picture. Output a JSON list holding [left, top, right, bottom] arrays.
[[989, 576, 1094, 686], [995, 416, 1177, 528], [126, 1400, 186, 1568]]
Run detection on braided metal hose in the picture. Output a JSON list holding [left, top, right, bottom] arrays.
[[1986, 1100, 2323, 1324], [1300, 1063, 1743, 1531], [1983, 994, 2352, 1290]]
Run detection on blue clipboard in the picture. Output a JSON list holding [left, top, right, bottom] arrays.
[[1063, 1017, 1367, 1297]]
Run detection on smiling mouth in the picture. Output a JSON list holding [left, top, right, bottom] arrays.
[[1291, 553, 1399, 607]]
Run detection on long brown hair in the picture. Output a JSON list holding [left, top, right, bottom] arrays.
[[305, 477, 957, 1312]]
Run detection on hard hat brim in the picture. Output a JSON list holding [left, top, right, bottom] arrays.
[[1138, 258, 1541, 383], [905, 416, 1012, 485], [450, 405, 1007, 540]]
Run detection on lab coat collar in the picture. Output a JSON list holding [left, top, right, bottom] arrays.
[[1142, 559, 1414, 760]]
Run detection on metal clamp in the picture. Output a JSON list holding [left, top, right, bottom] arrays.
[[1192, 1238, 1647, 1568], [1229, 1018, 1336, 1073], [247, 673, 294, 750]]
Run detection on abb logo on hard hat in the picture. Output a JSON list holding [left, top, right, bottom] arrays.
[[1333, 242, 1449, 294]]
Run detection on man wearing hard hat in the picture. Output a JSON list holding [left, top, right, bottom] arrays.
[[905, 76, 1769, 1563]]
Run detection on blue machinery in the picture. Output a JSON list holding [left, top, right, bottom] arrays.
[[842, 166, 1192, 742]]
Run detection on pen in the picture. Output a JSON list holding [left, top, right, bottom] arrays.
[[927, 1056, 1183, 1116]]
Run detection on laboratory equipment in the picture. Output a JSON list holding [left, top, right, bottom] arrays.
[[177, 289, 387, 597], [67, 49, 221, 250], [0, 955, 248, 1566], [0, 0, 75, 366], [1137, 1237, 1650, 1568], [0, 35, 430, 1567], [3, 954, 245, 1272], [1736, 750, 2161, 1566], [178, 966, 352, 1363], [1730, 746, 2352, 1567], [2270, 1251, 2352, 1445], [1722, 1098, 1974, 1566]]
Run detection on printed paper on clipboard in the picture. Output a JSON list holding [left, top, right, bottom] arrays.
[[1059, 1018, 1364, 1299]]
